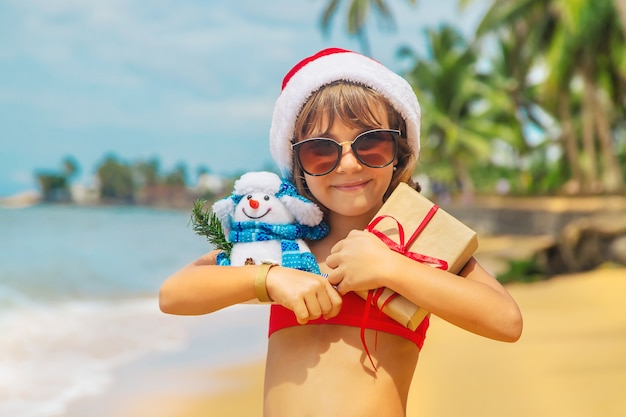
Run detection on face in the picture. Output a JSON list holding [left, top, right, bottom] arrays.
[[299, 115, 396, 220], [232, 192, 295, 224]]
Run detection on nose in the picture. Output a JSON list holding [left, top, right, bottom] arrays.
[[336, 143, 362, 173], [249, 198, 260, 209]]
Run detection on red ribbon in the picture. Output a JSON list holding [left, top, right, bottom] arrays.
[[360, 204, 448, 371], [365, 205, 449, 270]]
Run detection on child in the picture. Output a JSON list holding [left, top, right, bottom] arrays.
[[159, 48, 523, 417]]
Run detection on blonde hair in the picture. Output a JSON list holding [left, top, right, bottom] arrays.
[[291, 81, 419, 207]]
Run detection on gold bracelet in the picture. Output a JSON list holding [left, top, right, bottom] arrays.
[[254, 262, 277, 303]]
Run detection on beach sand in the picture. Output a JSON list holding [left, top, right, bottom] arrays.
[[110, 264, 626, 417], [411, 266, 626, 417]]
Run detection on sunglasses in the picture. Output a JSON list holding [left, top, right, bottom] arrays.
[[292, 129, 400, 176]]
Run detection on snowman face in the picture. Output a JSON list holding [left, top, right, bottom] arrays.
[[233, 192, 295, 224]]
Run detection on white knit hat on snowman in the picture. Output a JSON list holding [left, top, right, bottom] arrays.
[[269, 47, 421, 179]]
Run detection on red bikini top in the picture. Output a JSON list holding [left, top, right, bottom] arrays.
[[268, 291, 429, 349]]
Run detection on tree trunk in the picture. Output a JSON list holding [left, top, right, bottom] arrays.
[[592, 85, 625, 193], [454, 159, 475, 203], [558, 92, 583, 194], [614, 0, 626, 40], [581, 72, 600, 192]]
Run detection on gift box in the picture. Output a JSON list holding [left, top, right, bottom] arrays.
[[356, 183, 479, 330]]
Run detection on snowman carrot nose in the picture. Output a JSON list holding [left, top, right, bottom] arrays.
[[249, 198, 260, 209]]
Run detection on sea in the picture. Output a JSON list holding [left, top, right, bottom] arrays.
[[0, 204, 270, 417]]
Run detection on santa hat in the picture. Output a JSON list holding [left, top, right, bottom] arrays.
[[269, 47, 421, 178]]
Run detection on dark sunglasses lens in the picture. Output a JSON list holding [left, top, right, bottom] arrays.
[[353, 131, 397, 167], [296, 139, 341, 175]]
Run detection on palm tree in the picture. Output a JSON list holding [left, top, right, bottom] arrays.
[[400, 25, 503, 195], [97, 154, 136, 202], [463, 0, 626, 194], [542, 1, 625, 193], [459, 0, 576, 193], [134, 158, 160, 187], [62, 155, 80, 181], [319, 0, 417, 55]]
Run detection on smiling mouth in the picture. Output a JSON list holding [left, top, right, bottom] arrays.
[[334, 180, 369, 190], [242, 208, 271, 219]]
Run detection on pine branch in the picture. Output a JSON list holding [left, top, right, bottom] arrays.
[[189, 199, 232, 256]]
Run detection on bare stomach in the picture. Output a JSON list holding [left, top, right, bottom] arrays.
[[263, 324, 420, 417]]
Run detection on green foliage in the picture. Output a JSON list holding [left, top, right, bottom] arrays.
[[134, 158, 160, 187], [35, 172, 69, 202], [35, 155, 79, 202], [62, 155, 80, 179], [329, 0, 626, 196], [97, 154, 136, 202], [401, 25, 499, 194], [190, 199, 232, 255], [34, 152, 239, 207], [497, 258, 545, 284], [95, 155, 192, 202], [319, 0, 417, 55], [163, 162, 188, 187]]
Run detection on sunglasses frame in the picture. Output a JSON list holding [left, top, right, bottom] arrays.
[[291, 128, 401, 176]]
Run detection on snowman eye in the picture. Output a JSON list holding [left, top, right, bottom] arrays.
[[246, 195, 252, 200], [264, 195, 270, 201]]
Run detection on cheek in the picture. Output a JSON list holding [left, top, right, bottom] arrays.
[[303, 176, 324, 200], [376, 165, 395, 188], [303, 176, 337, 209]]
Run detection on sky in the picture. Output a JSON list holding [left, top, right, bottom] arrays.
[[0, 0, 487, 196]]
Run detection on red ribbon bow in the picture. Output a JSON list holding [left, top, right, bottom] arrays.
[[360, 204, 448, 371], [365, 205, 449, 270]]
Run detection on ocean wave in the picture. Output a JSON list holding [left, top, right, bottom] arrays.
[[0, 295, 187, 417], [0, 205, 270, 417]]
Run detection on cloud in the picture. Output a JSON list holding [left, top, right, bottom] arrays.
[[0, 0, 326, 135], [0, 0, 486, 194], [3, 0, 321, 92]]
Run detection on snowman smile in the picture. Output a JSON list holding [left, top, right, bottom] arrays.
[[242, 208, 271, 219]]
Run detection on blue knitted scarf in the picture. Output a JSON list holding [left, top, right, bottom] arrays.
[[218, 220, 329, 274], [229, 221, 329, 243]]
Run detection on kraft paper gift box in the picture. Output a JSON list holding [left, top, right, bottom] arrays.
[[356, 182, 479, 330]]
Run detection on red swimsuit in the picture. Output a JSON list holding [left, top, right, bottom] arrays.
[[268, 291, 429, 349]]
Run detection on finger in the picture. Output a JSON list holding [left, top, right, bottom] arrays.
[[304, 293, 322, 321], [291, 301, 310, 325], [316, 285, 333, 316], [334, 281, 348, 296], [326, 269, 341, 286], [323, 285, 343, 319], [325, 252, 338, 269], [326, 271, 348, 295]]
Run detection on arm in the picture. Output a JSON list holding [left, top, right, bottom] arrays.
[[159, 250, 257, 315], [325, 230, 523, 342], [159, 250, 342, 322]]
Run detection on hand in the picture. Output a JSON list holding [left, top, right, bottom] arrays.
[[325, 230, 395, 294], [265, 266, 342, 324]]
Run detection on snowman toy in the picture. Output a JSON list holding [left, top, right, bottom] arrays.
[[211, 171, 328, 274]]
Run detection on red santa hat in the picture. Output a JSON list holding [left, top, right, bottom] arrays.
[[269, 47, 421, 178]]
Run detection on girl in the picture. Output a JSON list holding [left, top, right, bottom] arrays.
[[159, 48, 523, 417]]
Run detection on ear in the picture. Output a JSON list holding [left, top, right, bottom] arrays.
[[211, 197, 235, 236], [280, 196, 323, 226]]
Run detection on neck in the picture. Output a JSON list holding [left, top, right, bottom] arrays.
[[325, 209, 377, 239], [309, 210, 376, 261]]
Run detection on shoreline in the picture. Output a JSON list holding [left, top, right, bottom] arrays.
[[61, 306, 270, 417], [9, 193, 626, 212]]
